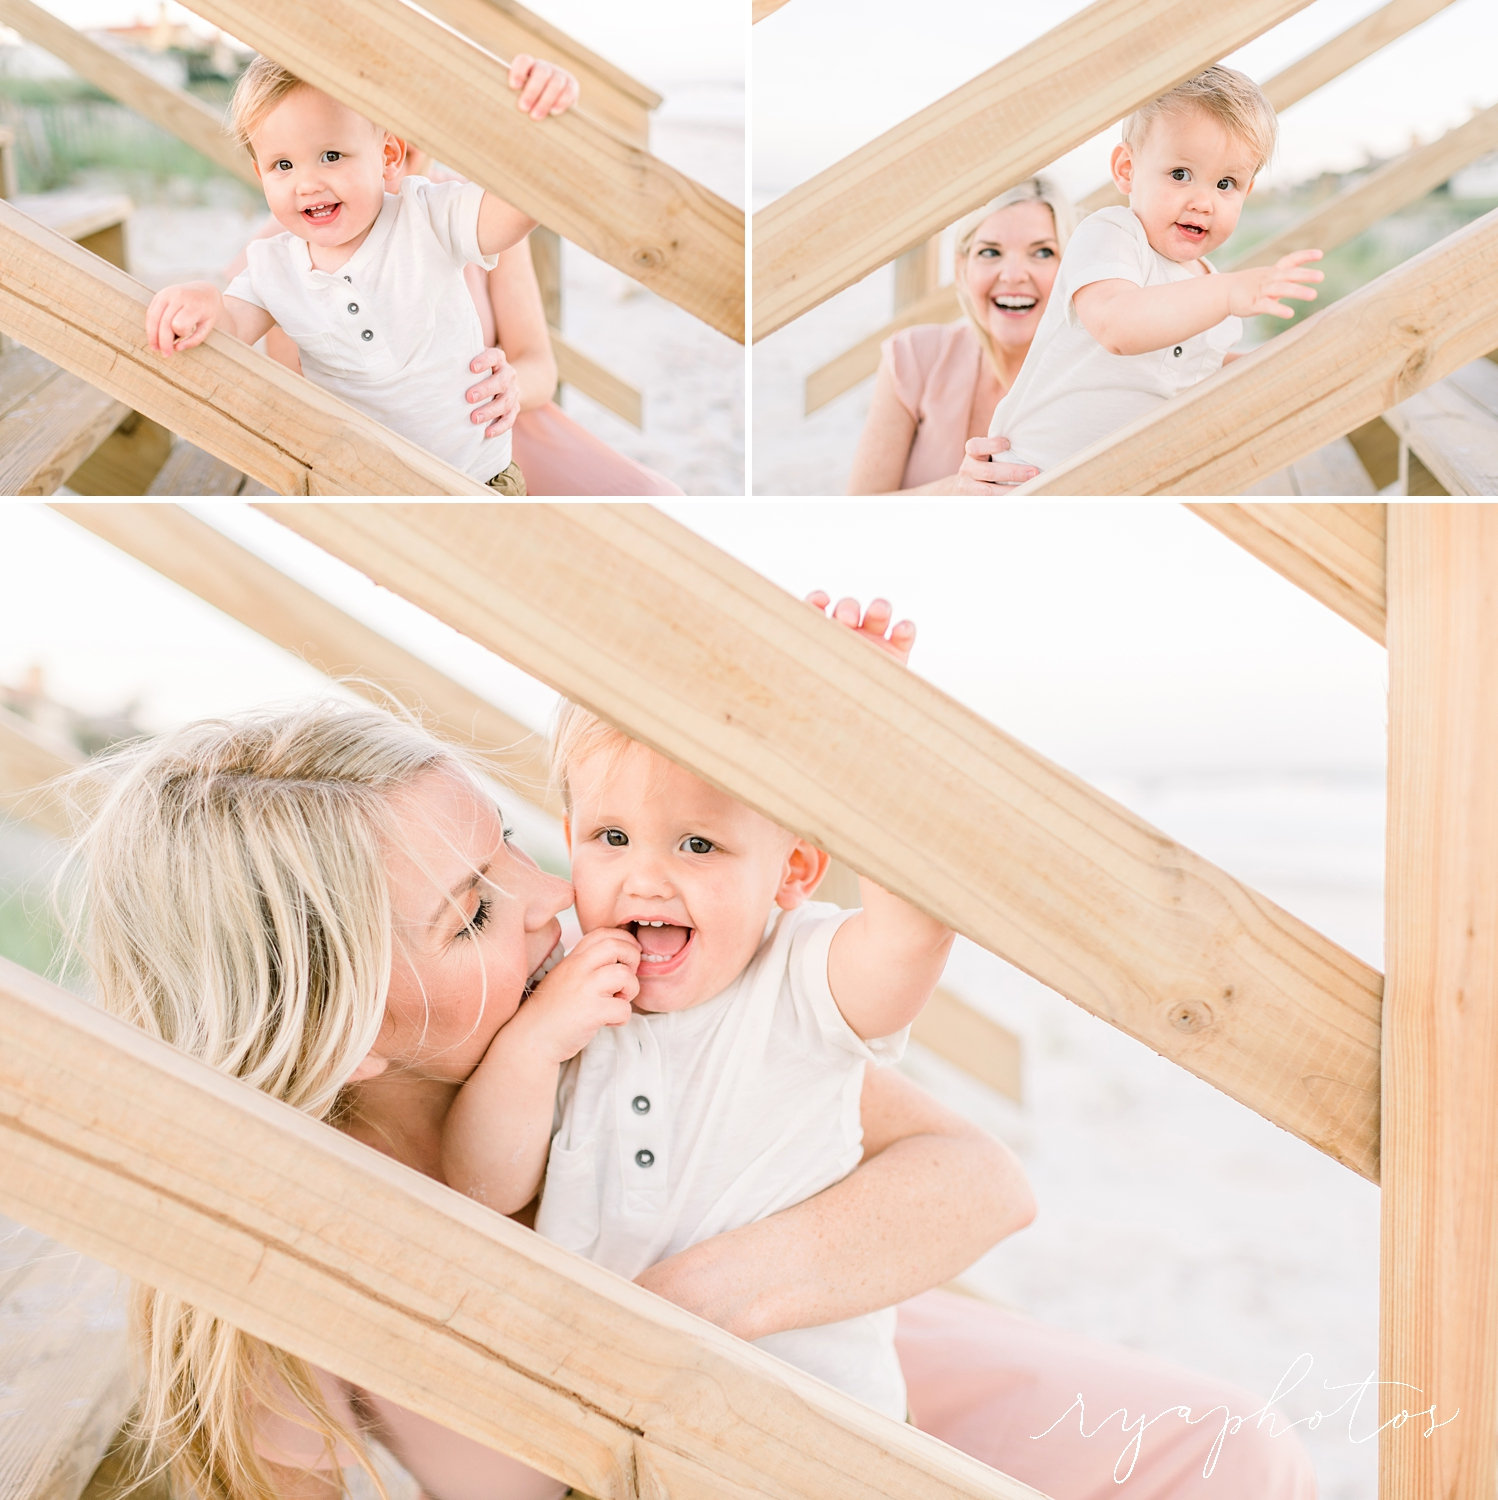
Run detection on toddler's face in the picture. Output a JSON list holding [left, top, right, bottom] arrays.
[[250, 86, 395, 265], [1114, 106, 1258, 263], [567, 742, 811, 1014]]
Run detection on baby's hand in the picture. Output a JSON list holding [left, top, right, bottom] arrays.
[[805, 592, 916, 665], [515, 926, 638, 1062], [145, 281, 223, 356], [1226, 248, 1323, 321], [508, 54, 580, 120]]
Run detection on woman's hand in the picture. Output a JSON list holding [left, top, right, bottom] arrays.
[[954, 435, 1039, 494], [465, 347, 522, 438]]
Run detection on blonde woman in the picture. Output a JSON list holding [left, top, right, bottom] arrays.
[[71, 701, 1315, 1500], [847, 178, 1074, 495]]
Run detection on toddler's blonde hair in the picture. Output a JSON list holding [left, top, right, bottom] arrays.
[[952, 176, 1077, 376], [551, 699, 636, 811], [1123, 65, 1278, 176], [227, 55, 307, 159], [63, 702, 469, 1500]]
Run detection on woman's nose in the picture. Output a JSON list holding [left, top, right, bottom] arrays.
[[532, 867, 573, 923]]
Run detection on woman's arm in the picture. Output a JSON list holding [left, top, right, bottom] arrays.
[[846, 360, 922, 494], [633, 1067, 1034, 1341], [460, 243, 560, 438]]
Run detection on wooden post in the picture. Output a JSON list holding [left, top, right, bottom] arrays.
[[1024, 207, 1498, 495], [0, 203, 488, 495], [259, 502, 1384, 1181], [753, 0, 1316, 338], [0, 957, 1043, 1500], [0, 705, 81, 839], [893, 238, 942, 312], [1381, 504, 1498, 1498], [184, 0, 744, 341]]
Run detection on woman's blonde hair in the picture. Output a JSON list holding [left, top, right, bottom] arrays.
[[951, 176, 1077, 375], [63, 703, 463, 1500], [227, 55, 307, 159]]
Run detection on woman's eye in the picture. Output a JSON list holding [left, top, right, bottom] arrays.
[[601, 828, 628, 847], [1034, 246, 1055, 259], [459, 896, 492, 939], [976, 246, 998, 258], [682, 836, 714, 855]]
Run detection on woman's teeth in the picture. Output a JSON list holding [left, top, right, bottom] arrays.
[[522, 941, 564, 997], [993, 295, 1037, 310]]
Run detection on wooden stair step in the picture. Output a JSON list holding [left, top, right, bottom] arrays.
[[0, 348, 129, 496], [1241, 435, 1376, 496], [1384, 356, 1498, 496]]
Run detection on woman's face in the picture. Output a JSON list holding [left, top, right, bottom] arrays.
[[962, 200, 1062, 356], [375, 765, 572, 1083]]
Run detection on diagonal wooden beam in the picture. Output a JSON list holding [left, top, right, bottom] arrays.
[[0, 202, 487, 495], [49, 503, 556, 810], [1023, 206, 1498, 495], [0, 706, 80, 839], [1226, 101, 1498, 272], [259, 503, 1385, 1183], [1186, 503, 1386, 644], [753, 0, 793, 21], [753, 0, 1317, 339], [1380, 505, 1498, 1497], [412, 0, 659, 147], [0, 0, 257, 185], [553, 332, 643, 428], [183, 0, 743, 341], [802, 0, 1461, 407], [0, 956, 1042, 1500]]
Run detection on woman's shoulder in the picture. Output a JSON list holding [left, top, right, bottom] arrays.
[[882, 319, 979, 394]]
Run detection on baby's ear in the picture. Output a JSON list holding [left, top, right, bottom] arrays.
[[382, 132, 408, 185], [775, 838, 831, 910], [1109, 140, 1133, 195]]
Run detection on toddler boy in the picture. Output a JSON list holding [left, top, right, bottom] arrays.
[[443, 616, 953, 1418], [145, 55, 574, 493], [987, 65, 1323, 473]]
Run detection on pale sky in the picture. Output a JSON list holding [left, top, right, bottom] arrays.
[[753, 0, 1498, 196]]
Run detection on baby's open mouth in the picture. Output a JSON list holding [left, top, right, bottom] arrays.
[[303, 201, 341, 222], [627, 919, 693, 966], [991, 295, 1037, 313], [1176, 222, 1207, 238], [521, 940, 564, 998]]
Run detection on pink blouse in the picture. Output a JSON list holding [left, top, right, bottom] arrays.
[[882, 320, 989, 491]]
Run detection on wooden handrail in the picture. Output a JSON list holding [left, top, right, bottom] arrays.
[[182, 0, 743, 341], [1226, 101, 1498, 271], [753, 0, 1316, 339], [1186, 503, 1386, 643], [0, 956, 1041, 1500], [0, 705, 80, 839], [801, 0, 1464, 409], [0, 202, 487, 494], [258, 503, 1384, 1183], [0, 0, 256, 186], [1024, 206, 1498, 495]]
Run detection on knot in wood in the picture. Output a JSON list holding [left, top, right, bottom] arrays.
[[632, 246, 666, 270], [1169, 1001, 1213, 1034]]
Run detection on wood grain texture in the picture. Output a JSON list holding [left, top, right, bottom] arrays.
[[1024, 206, 1498, 495], [753, 0, 1316, 338], [0, 202, 488, 495], [52, 503, 555, 810], [66, 413, 173, 496], [1380, 504, 1498, 1497], [144, 437, 245, 495], [753, 0, 793, 20], [0, 704, 81, 839], [1186, 503, 1386, 643], [259, 503, 1384, 1181], [1227, 102, 1498, 272], [804, 282, 956, 415], [187, 0, 743, 340], [1383, 356, 1498, 496], [0, 957, 1044, 1500], [0, 0, 255, 185], [806, 0, 1461, 400], [411, 0, 657, 146], [0, 360, 127, 496]]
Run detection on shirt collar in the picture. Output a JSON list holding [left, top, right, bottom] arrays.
[[296, 189, 400, 282]]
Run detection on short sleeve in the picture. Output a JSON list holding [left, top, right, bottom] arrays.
[[1062, 208, 1151, 326], [880, 329, 923, 420], [400, 175, 499, 270], [224, 266, 266, 310], [250, 1365, 360, 1470], [786, 904, 910, 1064]]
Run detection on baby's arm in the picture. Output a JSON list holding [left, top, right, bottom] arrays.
[[474, 56, 581, 255], [1073, 247, 1323, 356], [441, 927, 639, 1213], [145, 284, 274, 356], [805, 593, 955, 1041]]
